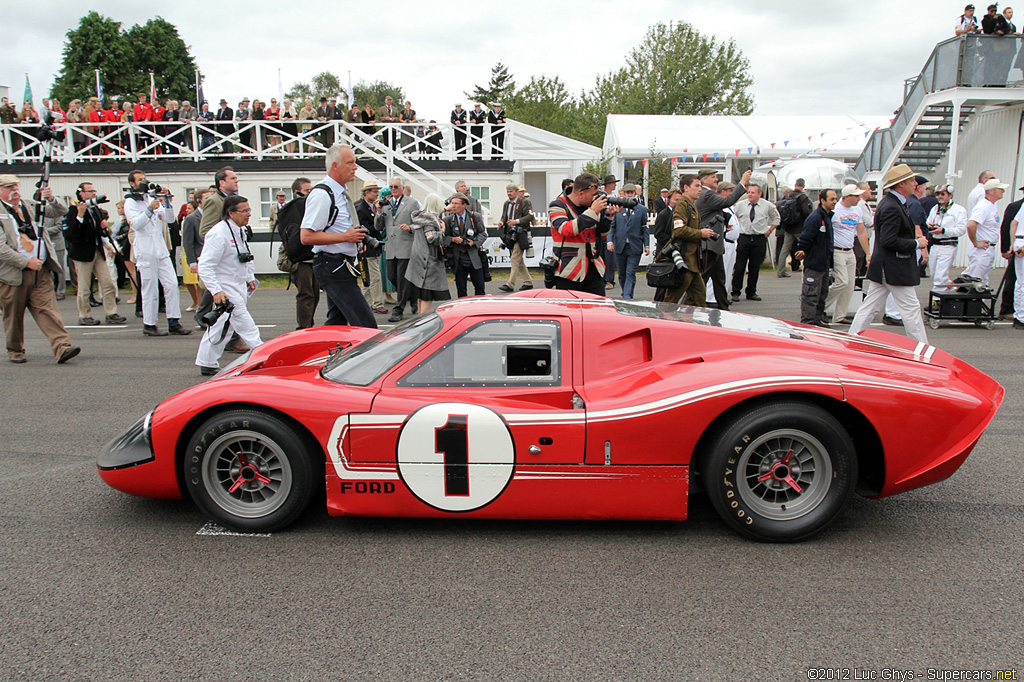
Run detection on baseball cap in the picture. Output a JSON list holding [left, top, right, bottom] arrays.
[[984, 178, 1010, 190], [841, 184, 865, 197]]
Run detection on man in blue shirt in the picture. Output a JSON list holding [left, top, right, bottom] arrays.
[[606, 183, 649, 300], [300, 145, 377, 329]]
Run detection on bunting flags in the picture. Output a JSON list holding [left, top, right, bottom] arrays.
[[95, 69, 104, 106]]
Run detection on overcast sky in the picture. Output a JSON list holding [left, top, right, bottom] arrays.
[[1, 1, 971, 124]]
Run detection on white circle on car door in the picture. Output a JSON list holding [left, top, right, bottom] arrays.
[[396, 402, 515, 512]]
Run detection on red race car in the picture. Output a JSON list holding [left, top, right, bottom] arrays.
[[98, 291, 1003, 542]]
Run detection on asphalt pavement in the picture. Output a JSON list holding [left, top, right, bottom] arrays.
[[0, 270, 1020, 681]]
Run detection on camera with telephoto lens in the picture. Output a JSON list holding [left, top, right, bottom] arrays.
[[660, 243, 689, 272], [376, 187, 392, 206], [597, 190, 640, 209], [35, 112, 66, 143], [134, 180, 163, 195], [82, 195, 109, 208], [362, 234, 381, 250], [540, 255, 559, 288], [201, 300, 234, 327]]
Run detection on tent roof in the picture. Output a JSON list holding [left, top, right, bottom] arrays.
[[603, 114, 894, 160], [509, 120, 602, 161]]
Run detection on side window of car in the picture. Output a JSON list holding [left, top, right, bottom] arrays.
[[398, 320, 561, 387]]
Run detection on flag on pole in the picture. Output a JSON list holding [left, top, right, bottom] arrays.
[[278, 68, 285, 105], [347, 71, 354, 108], [149, 72, 156, 104], [23, 73, 33, 108], [95, 70, 105, 106], [195, 69, 205, 106]]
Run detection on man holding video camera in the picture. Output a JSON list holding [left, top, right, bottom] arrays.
[[66, 182, 125, 326], [123, 170, 191, 337], [547, 173, 612, 295], [195, 195, 262, 376]]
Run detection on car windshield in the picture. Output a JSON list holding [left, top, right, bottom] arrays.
[[321, 314, 444, 386]]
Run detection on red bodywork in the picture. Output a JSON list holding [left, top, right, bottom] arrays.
[[99, 291, 1004, 522]]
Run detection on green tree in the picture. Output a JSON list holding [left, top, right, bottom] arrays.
[[591, 21, 754, 117], [465, 61, 515, 106], [51, 13, 199, 105], [505, 75, 605, 147], [645, 147, 674, 201], [51, 11, 131, 105], [287, 81, 314, 104], [352, 80, 405, 109], [124, 17, 199, 103], [288, 71, 342, 105]]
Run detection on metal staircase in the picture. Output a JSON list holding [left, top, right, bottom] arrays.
[[894, 104, 976, 172], [855, 34, 1024, 181]]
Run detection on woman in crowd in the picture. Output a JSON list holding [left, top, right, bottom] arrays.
[[251, 99, 266, 151], [298, 99, 316, 155], [179, 201, 202, 311], [265, 98, 281, 153], [65, 99, 83, 155], [360, 103, 376, 141], [120, 101, 133, 152], [281, 100, 298, 154], [404, 193, 451, 315], [163, 99, 181, 152]]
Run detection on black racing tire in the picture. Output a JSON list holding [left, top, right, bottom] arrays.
[[183, 409, 315, 532], [701, 401, 857, 542]]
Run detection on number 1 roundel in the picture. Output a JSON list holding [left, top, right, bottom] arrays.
[[396, 403, 515, 512]]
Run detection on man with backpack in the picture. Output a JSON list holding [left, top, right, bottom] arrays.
[[775, 178, 812, 277], [275, 177, 320, 329]]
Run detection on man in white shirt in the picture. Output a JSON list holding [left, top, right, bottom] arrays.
[[966, 169, 994, 218], [926, 184, 969, 292], [301, 144, 377, 329], [825, 185, 871, 324], [956, 4, 982, 34], [855, 181, 875, 278], [731, 184, 780, 302], [195, 195, 262, 376], [966, 177, 1009, 286], [123, 170, 191, 336]]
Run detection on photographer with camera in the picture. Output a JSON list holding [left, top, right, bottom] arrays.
[[0, 175, 80, 364], [658, 174, 713, 306], [497, 183, 535, 292], [545, 173, 612, 295], [195, 195, 262, 376], [123, 170, 190, 337], [442, 193, 487, 298], [66, 182, 125, 326], [300, 144, 377, 329]]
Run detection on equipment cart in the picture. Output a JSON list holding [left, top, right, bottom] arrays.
[[923, 272, 1008, 330]]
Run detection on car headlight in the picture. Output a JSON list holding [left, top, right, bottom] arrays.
[[98, 411, 154, 470]]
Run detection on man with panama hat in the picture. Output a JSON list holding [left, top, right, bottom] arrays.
[[848, 164, 931, 343]]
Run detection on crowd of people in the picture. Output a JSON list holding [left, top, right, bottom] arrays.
[[1, 94, 509, 161]]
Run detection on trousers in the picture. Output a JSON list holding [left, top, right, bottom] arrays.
[[195, 282, 263, 369], [293, 261, 320, 329], [506, 243, 532, 288], [1, 269, 73, 359], [74, 250, 118, 319], [967, 245, 996, 286], [137, 252, 181, 326], [312, 254, 378, 328], [824, 249, 856, 319], [732, 234, 768, 297], [929, 244, 958, 293], [848, 279, 928, 344]]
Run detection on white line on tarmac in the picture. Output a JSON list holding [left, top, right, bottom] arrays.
[[195, 521, 272, 537]]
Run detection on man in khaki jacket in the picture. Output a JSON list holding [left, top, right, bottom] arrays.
[[0, 175, 81, 363]]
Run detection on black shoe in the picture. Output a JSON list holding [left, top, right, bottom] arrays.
[[746, 294, 762, 301], [498, 284, 514, 292], [815, 320, 831, 328], [89, 296, 101, 308], [78, 317, 100, 326], [519, 283, 534, 290], [168, 324, 192, 335], [105, 313, 127, 324], [882, 315, 904, 327], [135, 311, 144, 318], [1013, 319, 1024, 329], [57, 346, 81, 364], [387, 312, 403, 323], [143, 325, 168, 336], [200, 366, 219, 376], [730, 294, 740, 302]]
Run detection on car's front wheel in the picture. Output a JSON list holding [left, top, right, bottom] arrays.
[[184, 409, 315, 532], [702, 401, 857, 542]]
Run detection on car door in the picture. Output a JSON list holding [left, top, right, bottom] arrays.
[[346, 315, 584, 512]]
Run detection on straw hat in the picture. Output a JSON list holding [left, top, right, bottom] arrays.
[[882, 163, 916, 189]]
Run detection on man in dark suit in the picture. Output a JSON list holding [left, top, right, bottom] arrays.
[[355, 180, 387, 314], [998, 184, 1023, 318], [316, 97, 335, 148], [450, 104, 467, 158], [377, 178, 421, 321], [694, 168, 752, 310], [469, 104, 486, 159], [215, 99, 234, 154], [182, 186, 211, 289], [848, 164, 930, 343], [487, 103, 506, 158], [66, 182, 125, 326], [443, 193, 486, 297], [653, 188, 669, 215], [606, 183, 649, 300]]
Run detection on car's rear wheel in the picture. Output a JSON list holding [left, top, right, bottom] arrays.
[[702, 401, 857, 542], [184, 409, 315, 532]]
